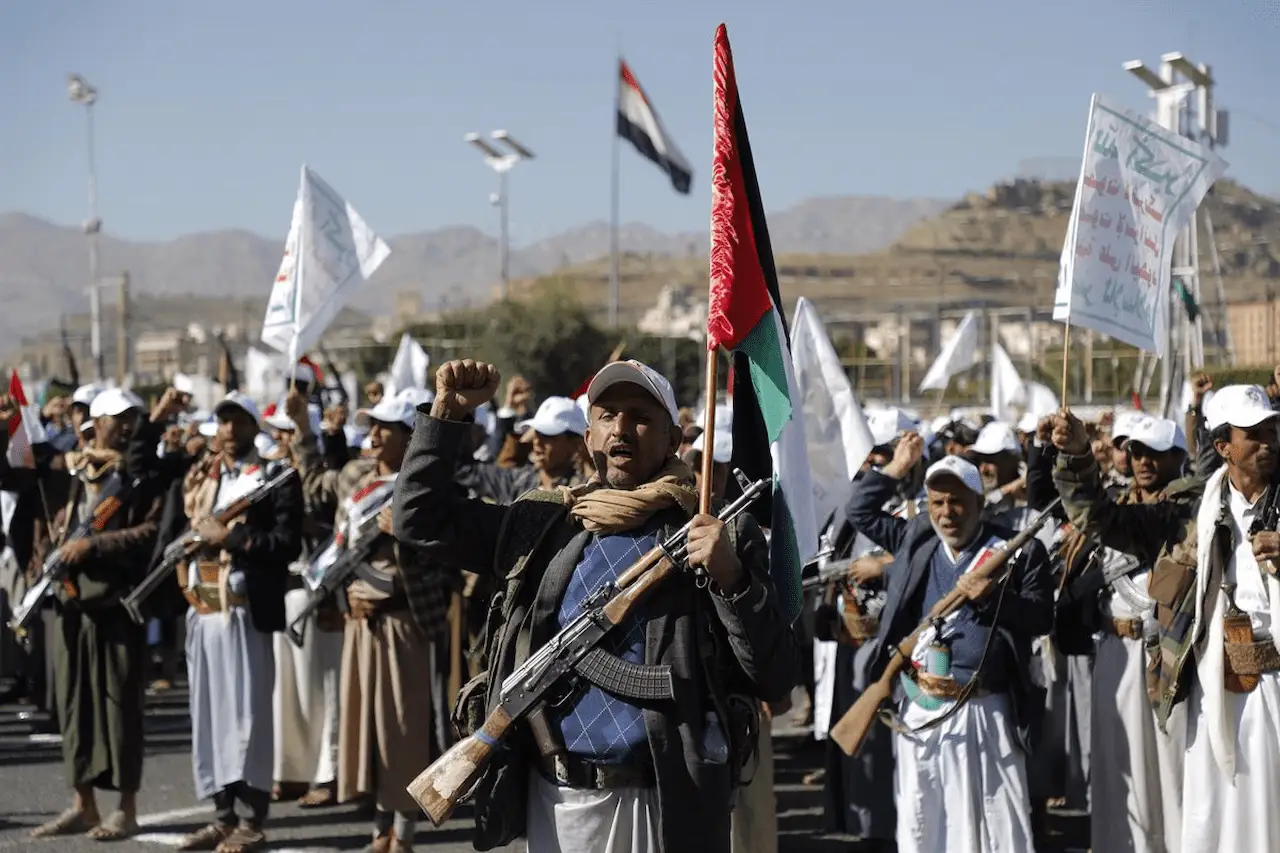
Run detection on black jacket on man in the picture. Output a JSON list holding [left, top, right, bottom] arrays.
[[847, 469, 1053, 750], [393, 413, 799, 853]]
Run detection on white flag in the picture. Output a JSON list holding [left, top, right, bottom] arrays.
[[388, 332, 431, 393], [918, 310, 979, 392], [991, 342, 1026, 423], [1053, 94, 1227, 354], [1023, 381, 1060, 419], [244, 347, 286, 405], [790, 298, 876, 531], [261, 166, 391, 361]]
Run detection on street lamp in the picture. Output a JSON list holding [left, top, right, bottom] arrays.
[[464, 130, 535, 299], [68, 73, 105, 382]]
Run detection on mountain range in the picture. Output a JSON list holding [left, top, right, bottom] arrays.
[[0, 193, 949, 344]]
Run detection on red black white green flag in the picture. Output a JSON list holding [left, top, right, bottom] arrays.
[[706, 24, 818, 624]]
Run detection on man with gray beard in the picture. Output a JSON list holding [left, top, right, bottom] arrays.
[[848, 436, 1053, 853]]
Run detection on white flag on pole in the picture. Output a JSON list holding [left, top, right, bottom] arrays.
[[1052, 94, 1227, 354], [261, 165, 391, 361], [991, 342, 1026, 423], [388, 332, 431, 392], [790, 298, 876, 531], [918, 310, 979, 392]]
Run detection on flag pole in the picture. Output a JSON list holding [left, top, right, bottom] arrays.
[[698, 346, 719, 514], [609, 53, 622, 330], [1060, 319, 1072, 411]]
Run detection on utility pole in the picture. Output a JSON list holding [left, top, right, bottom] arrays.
[[463, 130, 535, 301], [116, 272, 129, 385], [68, 74, 105, 382], [1123, 53, 1229, 409]]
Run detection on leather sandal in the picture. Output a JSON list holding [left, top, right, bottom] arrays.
[[30, 807, 98, 838], [296, 781, 337, 808], [214, 825, 267, 853], [86, 810, 140, 841], [177, 823, 233, 851]]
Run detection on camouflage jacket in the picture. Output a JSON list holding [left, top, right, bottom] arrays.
[[1052, 450, 1207, 728]]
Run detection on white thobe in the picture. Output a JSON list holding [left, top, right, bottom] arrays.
[[526, 769, 659, 853], [895, 692, 1034, 853], [1182, 485, 1280, 853], [1091, 566, 1185, 853], [272, 584, 343, 785]]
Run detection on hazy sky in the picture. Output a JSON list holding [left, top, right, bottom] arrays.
[[3, 0, 1278, 246]]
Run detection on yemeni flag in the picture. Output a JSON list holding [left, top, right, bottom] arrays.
[[617, 59, 694, 194], [705, 24, 818, 624], [6, 371, 46, 469]]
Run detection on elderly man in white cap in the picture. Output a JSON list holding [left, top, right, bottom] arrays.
[[457, 395, 590, 505], [1052, 386, 1280, 852], [292, 388, 455, 853], [394, 358, 798, 853], [1053, 414, 1192, 853], [167, 391, 302, 853], [848, 435, 1052, 853], [18, 387, 168, 841]]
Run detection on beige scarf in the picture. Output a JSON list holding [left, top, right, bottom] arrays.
[[558, 457, 699, 534]]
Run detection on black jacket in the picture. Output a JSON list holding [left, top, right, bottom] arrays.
[[136, 419, 302, 632], [393, 413, 798, 853], [847, 469, 1053, 749]]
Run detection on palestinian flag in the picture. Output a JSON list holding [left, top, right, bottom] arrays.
[[705, 24, 818, 624], [618, 59, 694, 195]]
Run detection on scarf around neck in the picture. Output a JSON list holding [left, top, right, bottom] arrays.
[[558, 456, 699, 535]]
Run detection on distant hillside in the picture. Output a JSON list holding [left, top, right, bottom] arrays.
[[0, 193, 948, 348], [515, 178, 1280, 326]]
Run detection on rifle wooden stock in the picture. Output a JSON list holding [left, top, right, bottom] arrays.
[[603, 555, 677, 624], [407, 705, 514, 826], [828, 501, 1059, 756]]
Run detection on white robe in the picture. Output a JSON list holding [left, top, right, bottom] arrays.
[[1181, 476, 1280, 852], [526, 769, 658, 853], [895, 692, 1034, 853], [272, 585, 343, 785], [1091, 569, 1185, 853]]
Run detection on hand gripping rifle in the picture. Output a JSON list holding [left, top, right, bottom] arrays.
[[827, 498, 1061, 757], [405, 471, 769, 826], [9, 476, 133, 637], [285, 490, 394, 647], [120, 467, 298, 625]]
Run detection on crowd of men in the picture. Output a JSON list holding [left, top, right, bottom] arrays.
[[0, 353, 1277, 853]]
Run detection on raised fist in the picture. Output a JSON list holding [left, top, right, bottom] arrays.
[[1192, 372, 1213, 405], [151, 387, 189, 424], [883, 432, 924, 480], [434, 359, 501, 420], [1050, 410, 1090, 456]]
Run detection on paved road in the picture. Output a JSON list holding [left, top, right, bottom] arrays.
[[0, 685, 1087, 852]]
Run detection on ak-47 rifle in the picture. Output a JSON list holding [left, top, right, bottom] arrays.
[[9, 475, 134, 636], [120, 467, 298, 625], [802, 557, 856, 591], [827, 498, 1061, 757], [405, 471, 769, 826], [285, 488, 395, 647]]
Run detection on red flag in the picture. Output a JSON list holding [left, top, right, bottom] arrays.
[[7, 371, 34, 468]]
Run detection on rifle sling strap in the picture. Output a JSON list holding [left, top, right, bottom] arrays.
[[574, 646, 675, 702]]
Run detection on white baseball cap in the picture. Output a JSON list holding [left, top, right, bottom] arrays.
[[691, 404, 734, 464], [970, 421, 1020, 456], [1016, 412, 1040, 434], [924, 455, 984, 496], [89, 388, 144, 420], [516, 396, 588, 438], [198, 418, 219, 438], [1122, 415, 1186, 453], [397, 387, 435, 410], [1111, 410, 1144, 443], [867, 407, 918, 447], [355, 397, 416, 429], [263, 401, 323, 435], [72, 383, 103, 408], [587, 360, 680, 425], [214, 391, 261, 424], [1205, 385, 1279, 431]]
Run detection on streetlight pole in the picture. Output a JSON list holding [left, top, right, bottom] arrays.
[[68, 73, 105, 383], [464, 130, 534, 300]]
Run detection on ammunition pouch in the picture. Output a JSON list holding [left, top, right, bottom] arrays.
[[452, 670, 491, 739]]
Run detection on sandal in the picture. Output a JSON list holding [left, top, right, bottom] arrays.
[[30, 807, 98, 838], [87, 810, 139, 841], [297, 782, 336, 808], [178, 823, 233, 851], [215, 825, 268, 853]]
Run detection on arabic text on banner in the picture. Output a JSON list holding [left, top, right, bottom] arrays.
[[1052, 94, 1227, 355]]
